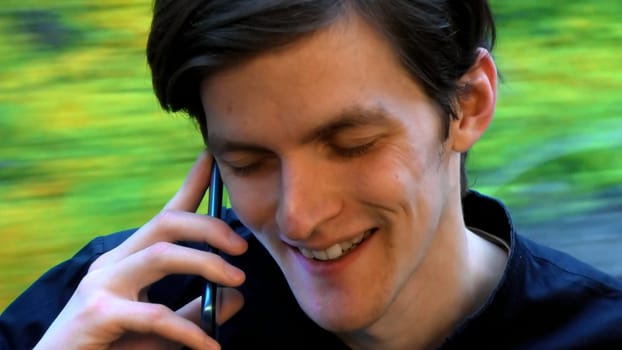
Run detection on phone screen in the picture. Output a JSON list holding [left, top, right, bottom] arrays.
[[201, 165, 223, 337]]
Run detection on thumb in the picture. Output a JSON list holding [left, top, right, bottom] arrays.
[[178, 288, 245, 326], [217, 288, 245, 325]]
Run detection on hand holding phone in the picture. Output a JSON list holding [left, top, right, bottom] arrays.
[[201, 165, 224, 338], [35, 152, 243, 350]]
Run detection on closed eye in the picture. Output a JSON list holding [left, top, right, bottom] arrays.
[[332, 139, 377, 158], [226, 162, 263, 176], [220, 154, 277, 177]]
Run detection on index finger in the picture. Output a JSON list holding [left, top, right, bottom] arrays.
[[164, 150, 213, 212]]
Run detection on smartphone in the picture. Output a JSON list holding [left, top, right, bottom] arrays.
[[201, 165, 223, 338]]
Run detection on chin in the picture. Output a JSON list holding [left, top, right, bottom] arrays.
[[294, 290, 384, 333], [310, 310, 382, 335]]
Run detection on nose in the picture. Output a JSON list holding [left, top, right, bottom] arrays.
[[275, 157, 341, 241]]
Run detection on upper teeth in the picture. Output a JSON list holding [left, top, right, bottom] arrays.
[[299, 229, 374, 261]]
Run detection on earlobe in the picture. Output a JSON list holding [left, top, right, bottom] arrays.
[[451, 48, 497, 153]]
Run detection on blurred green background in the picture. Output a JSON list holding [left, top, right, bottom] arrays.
[[1, 0, 621, 311]]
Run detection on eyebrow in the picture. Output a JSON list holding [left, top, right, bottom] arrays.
[[207, 105, 393, 156], [301, 105, 392, 144]]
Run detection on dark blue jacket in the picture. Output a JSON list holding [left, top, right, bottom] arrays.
[[2, 191, 622, 349]]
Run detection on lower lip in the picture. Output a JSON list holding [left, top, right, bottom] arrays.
[[291, 233, 375, 275]]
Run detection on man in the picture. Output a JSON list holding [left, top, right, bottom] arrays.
[[2, 1, 622, 349]]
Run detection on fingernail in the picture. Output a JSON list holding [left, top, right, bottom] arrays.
[[228, 233, 247, 250], [226, 264, 245, 282], [205, 337, 221, 350]]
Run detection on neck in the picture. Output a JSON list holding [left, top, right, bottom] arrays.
[[338, 204, 508, 350]]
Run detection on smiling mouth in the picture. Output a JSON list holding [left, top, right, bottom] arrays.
[[297, 228, 376, 261]]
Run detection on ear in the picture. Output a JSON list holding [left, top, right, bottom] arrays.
[[450, 48, 497, 153]]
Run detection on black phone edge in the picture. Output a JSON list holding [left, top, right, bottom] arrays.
[[201, 165, 223, 338]]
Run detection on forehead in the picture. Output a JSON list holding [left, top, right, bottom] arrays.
[[202, 14, 405, 89], [199, 14, 431, 143]]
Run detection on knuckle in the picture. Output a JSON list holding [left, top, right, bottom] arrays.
[[148, 303, 171, 320], [79, 290, 115, 321], [145, 303, 172, 329], [142, 241, 176, 264], [151, 209, 178, 230]]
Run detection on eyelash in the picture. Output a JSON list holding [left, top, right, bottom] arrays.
[[226, 140, 376, 176], [334, 140, 376, 158], [228, 162, 263, 176]]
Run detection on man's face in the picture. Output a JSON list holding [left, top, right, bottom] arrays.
[[201, 16, 463, 332]]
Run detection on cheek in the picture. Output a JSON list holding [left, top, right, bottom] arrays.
[[353, 142, 447, 229], [225, 176, 278, 234], [355, 143, 427, 200]]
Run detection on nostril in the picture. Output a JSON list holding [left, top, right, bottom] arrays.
[[276, 166, 343, 241], [275, 200, 319, 241]]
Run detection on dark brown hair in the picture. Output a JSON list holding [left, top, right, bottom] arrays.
[[146, 0, 496, 195]]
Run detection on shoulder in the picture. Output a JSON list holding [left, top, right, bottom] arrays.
[[518, 235, 622, 296], [448, 191, 622, 348], [445, 233, 622, 349], [510, 236, 622, 347]]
